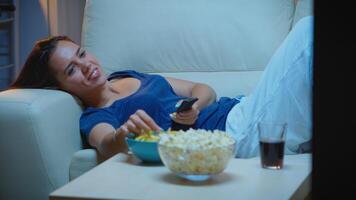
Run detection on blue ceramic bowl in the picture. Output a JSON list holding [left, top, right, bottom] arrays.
[[125, 137, 161, 162]]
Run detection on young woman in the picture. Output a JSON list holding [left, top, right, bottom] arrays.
[[11, 16, 314, 160]]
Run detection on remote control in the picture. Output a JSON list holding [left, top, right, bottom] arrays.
[[176, 97, 199, 113]]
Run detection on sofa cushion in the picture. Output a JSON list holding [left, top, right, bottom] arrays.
[[82, 0, 295, 74], [154, 71, 263, 97], [292, 0, 314, 27]]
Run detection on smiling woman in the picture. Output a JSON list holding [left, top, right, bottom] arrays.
[[10, 35, 220, 160], [9, 16, 313, 161], [12, 36, 107, 98], [47, 39, 108, 101]]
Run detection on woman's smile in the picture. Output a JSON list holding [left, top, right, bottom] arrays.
[[88, 68, 100, 81]]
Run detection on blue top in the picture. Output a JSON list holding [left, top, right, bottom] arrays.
[[80, 70, 240, 140]]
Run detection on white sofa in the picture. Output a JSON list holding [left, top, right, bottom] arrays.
[[0, 0, 312, 199]]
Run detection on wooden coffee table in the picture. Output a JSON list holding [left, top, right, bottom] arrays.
[[50, 153, 311, 200]]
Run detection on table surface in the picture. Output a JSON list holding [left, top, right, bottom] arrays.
[[50, 153, 311, 200]]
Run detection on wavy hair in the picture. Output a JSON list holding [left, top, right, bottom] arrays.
[[10, 36, 73, 89]]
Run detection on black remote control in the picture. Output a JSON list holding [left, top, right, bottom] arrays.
[[176, 97, 199, 113], [171, 97, 199, 131]]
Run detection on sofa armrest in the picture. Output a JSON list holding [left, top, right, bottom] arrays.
[[0, 89, 83, 200]]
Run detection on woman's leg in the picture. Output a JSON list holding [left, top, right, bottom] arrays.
[[226, 16, 314, 158]]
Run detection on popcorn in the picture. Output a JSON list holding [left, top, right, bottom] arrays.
[[160, 129, 235, 148], [158, 129, 236, 174]]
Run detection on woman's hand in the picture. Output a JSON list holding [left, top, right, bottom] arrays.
[[170, 101, 200, 125], [117, 109, 162, 136], [165, 77, 217, 111]]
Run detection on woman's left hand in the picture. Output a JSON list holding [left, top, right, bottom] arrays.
[[170, 102, 200, 125]]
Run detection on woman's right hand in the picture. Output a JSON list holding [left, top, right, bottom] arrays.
[[117, 109, 162, 136]]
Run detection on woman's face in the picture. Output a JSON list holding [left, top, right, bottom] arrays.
[[49, 40, 107, 97]]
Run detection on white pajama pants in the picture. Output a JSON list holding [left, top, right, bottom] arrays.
[[225, 16, 314, 158]]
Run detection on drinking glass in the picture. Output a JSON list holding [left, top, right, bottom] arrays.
[[258, 122, 287, 169]]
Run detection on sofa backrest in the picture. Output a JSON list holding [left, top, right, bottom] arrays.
[[82, 0, 294, 73], [81, 0, 312, 97]]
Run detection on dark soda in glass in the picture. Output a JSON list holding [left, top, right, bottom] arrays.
[[259, 140, 285, 169]]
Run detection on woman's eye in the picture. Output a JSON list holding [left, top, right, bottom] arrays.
[[79, 49, 86, 58], [68, 66, 76, 76]]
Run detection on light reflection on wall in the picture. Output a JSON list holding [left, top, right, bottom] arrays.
[[38, 0, 49, 20], [37, 0, 85, 44]]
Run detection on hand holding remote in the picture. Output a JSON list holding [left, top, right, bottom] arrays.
[[175, 97, 199, 113], [170, 97, 199, 131]]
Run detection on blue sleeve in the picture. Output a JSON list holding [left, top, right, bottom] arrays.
[[80, 109, 119, 139]]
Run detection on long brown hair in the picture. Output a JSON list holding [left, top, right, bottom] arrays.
[[10, 36, 73, 89]]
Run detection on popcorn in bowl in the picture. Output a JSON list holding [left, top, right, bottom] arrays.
[[158, 129, 236, 181]]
